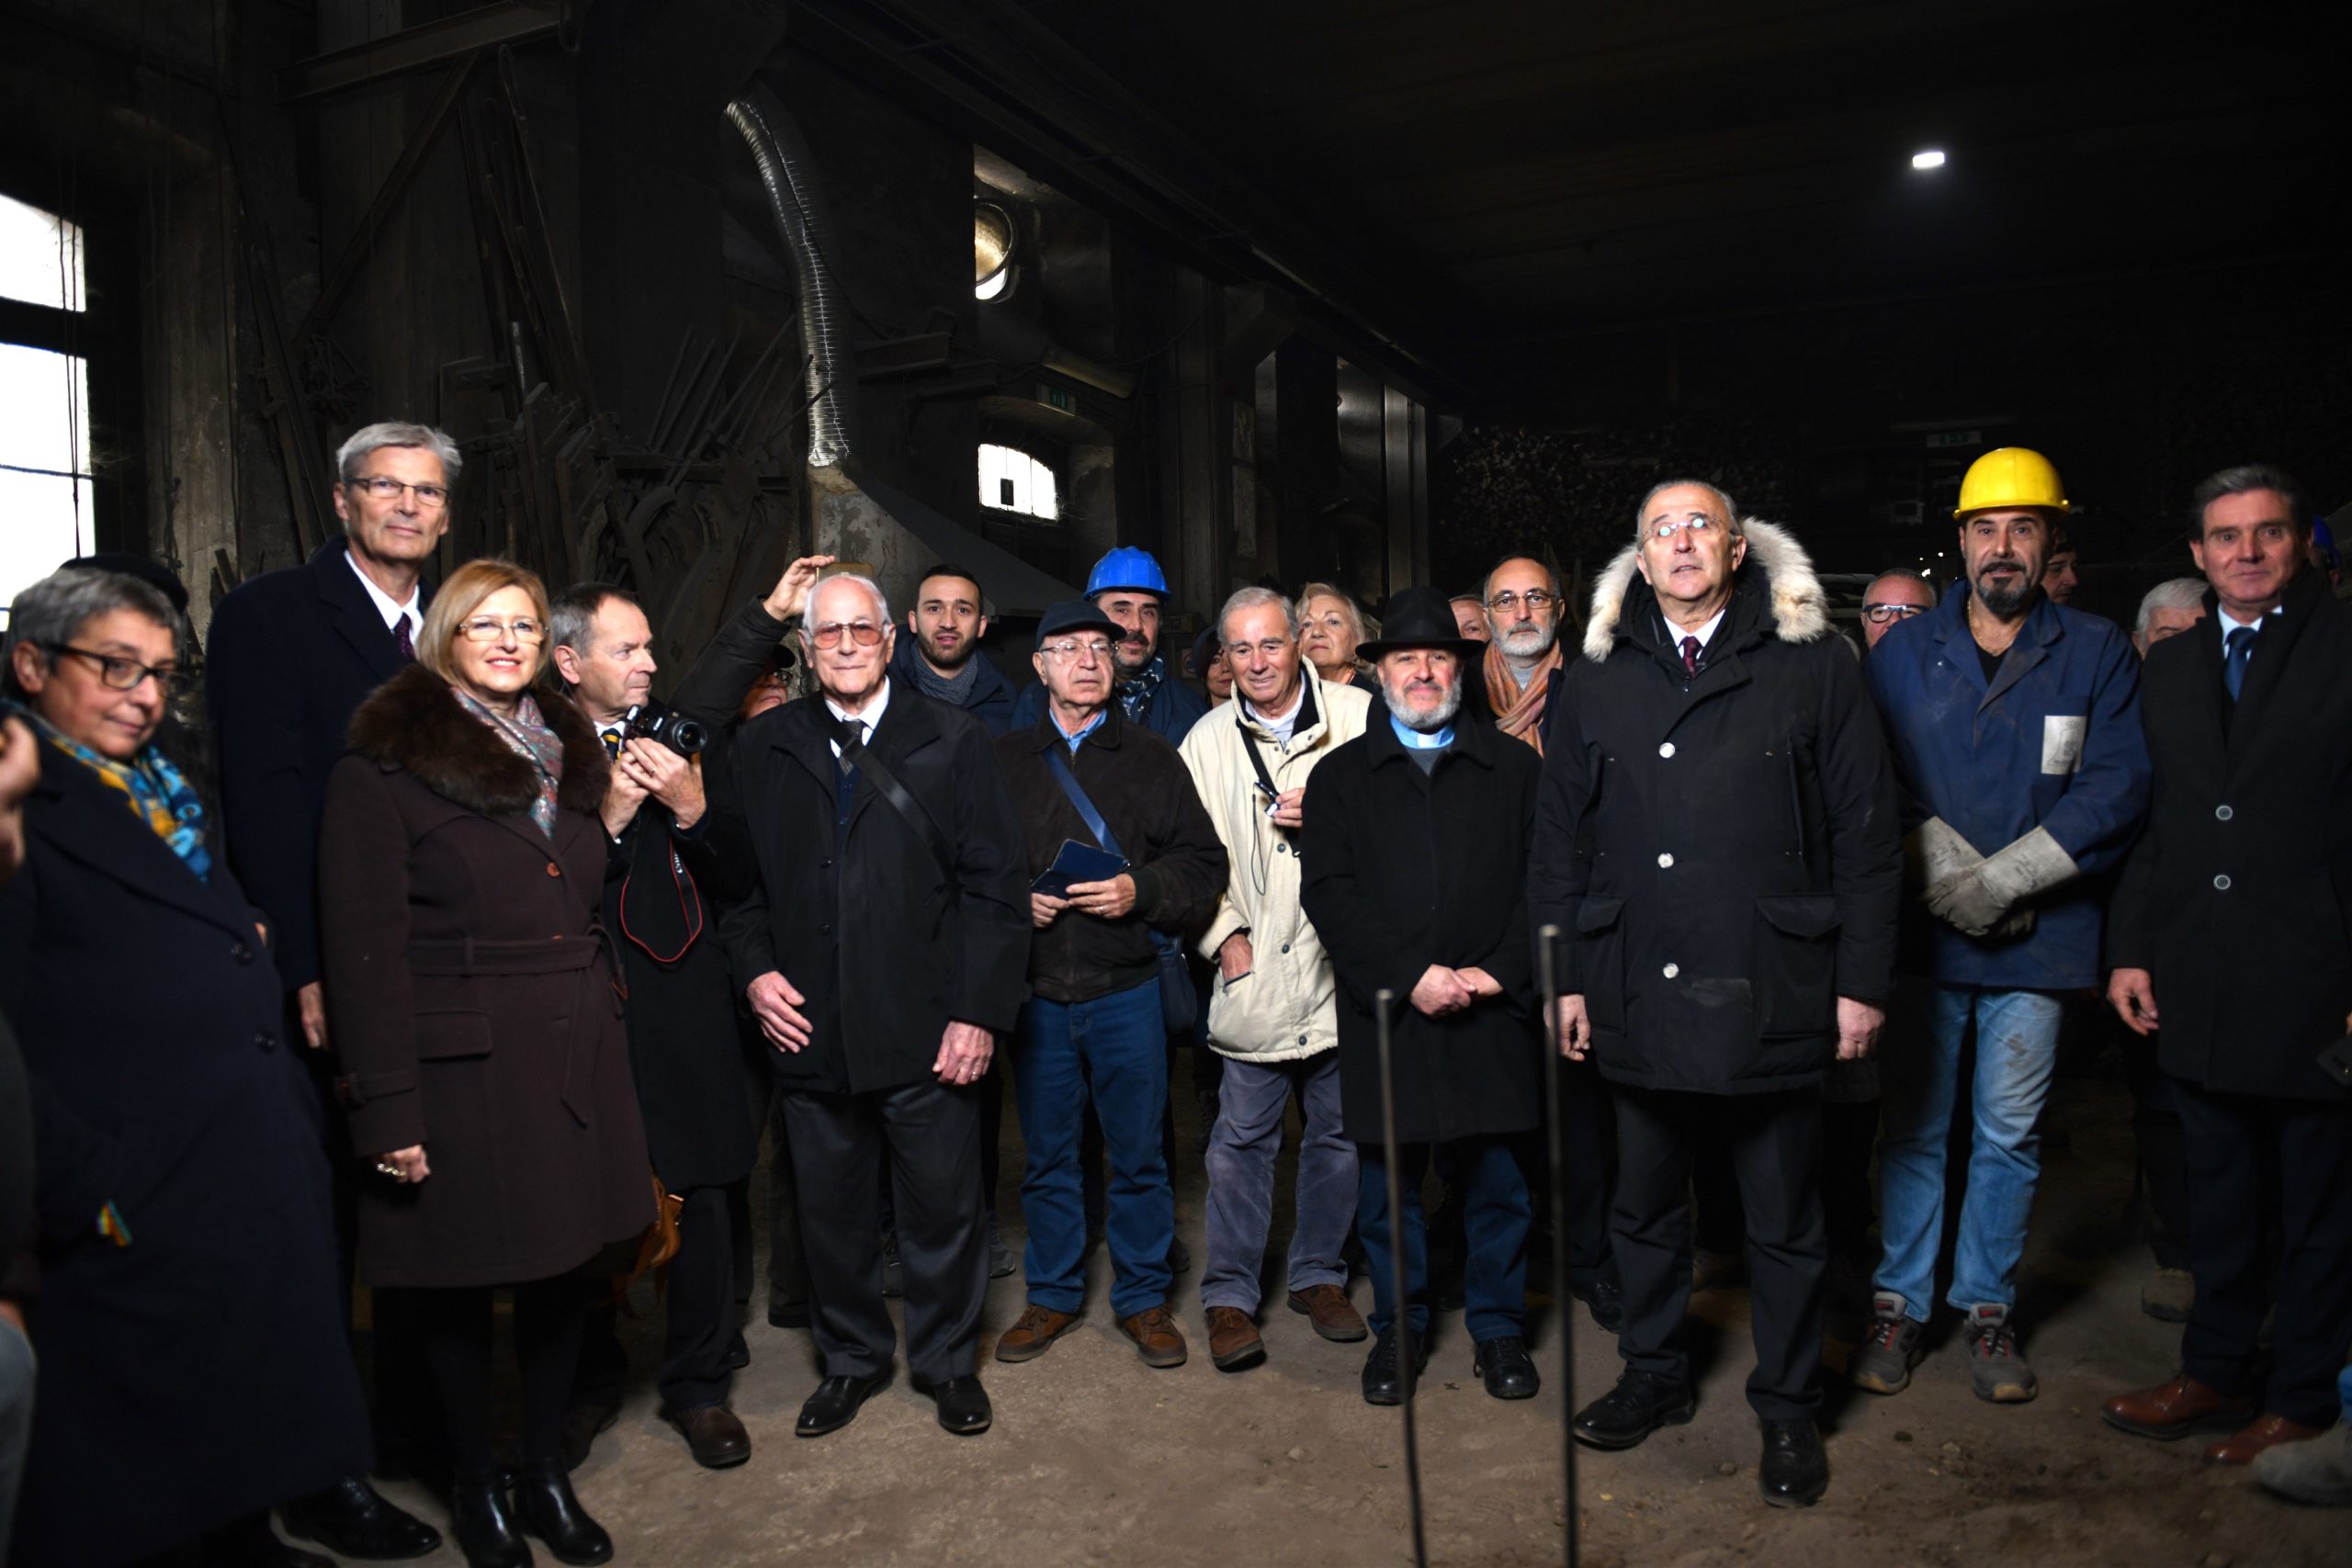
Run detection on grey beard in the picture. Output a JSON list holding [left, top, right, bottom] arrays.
[[1975, 571, 2033, 617], [1384, 682, 1462, 733], [1498, 623, 1555, 666]]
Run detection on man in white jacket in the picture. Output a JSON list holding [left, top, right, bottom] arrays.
[[1181, 587, 1374, 1371]]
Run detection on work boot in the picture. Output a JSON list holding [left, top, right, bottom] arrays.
[[2204, 1414, 2325, 1466], [1472, 1335, 1539, 1400], [1287, 1283, 1369, 1342], [1758, 1418, 1828, 1507], [1361, 1328, 1431, 1406], [2142, 1267, 2195, 1323], [1849, 1292, 1925, 1395], [1205, 1305, 1267, 1371], [1572, 1369, 1695, 1449], [993, 1304, 1081, 1363], [1962, 1303, 2036, 1403], [2253, 1416, 2352, 1505], [1119, 1304, 1189, 1369], [2103, 1374, 2255, 1440]]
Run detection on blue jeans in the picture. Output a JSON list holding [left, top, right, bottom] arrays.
[[1358, 1136, 1530, 1343], [1875, 984, 2063, 1320], [0, 1314, 30, 1557], [1012, 979, 1172, 1318], [1200, 1053, 1356, 1314]]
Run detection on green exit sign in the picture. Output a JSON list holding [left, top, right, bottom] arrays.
[[1037, 384, 1076, 413], [1925, 429, 1982, 448]]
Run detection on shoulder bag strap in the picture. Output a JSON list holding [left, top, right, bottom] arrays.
[[833, 717, 956, 883], [1043, 742, 1125, 860]]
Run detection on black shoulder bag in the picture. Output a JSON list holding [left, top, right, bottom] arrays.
[[1043, 744, 1197, 1032]]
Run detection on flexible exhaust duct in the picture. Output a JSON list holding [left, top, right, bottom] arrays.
[[725, 85, 856, 486]]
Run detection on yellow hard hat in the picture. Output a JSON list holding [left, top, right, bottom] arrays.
[[1954, 446, 2070, 520]]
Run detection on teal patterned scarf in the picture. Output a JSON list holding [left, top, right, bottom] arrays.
[[7, 699, 212, 882]]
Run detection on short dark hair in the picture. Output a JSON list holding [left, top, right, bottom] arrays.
[[914, 562, 987, 604], [548, 581, 639, 659], [2192, 465, 2308, 536], [2046, 524, 2075, 558]]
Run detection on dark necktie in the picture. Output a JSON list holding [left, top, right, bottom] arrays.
[[1680, 636, 1702, 676], [2223, 624, 2257, 701], [393, 616, 415, 663]]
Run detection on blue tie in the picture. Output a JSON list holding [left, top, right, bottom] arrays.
[[2223, 624, 2257, 701]]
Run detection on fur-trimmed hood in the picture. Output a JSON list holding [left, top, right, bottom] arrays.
[[345, 663, 609, 819], [1580, 517, 1829, 661]]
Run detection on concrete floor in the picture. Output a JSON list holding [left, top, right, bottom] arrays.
[[325, 1065, 2343, 1568]]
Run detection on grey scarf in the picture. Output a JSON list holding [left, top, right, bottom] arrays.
[[913, 654, 980, 707]]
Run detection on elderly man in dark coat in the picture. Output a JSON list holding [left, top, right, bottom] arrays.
[[1529, 482, 1900, 1508], [1298, 586, 1546, 1409], [2103, 466, 2352, 1487], [722, 571, 1030, 1439]]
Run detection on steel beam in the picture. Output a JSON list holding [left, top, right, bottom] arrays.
[[282, 0, 560, 103]]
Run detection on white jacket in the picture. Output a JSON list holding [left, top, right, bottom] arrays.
[[1178, 666, 1373, 1062]]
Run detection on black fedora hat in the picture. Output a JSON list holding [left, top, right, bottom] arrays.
[[1358, 585, 1487, 662]]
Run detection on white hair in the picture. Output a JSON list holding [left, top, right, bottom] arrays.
[[335, 421, 463, 484], [2134, 577, 2207, 642], [1217, 585, 1297, 643], [803, 571, 892, 631], [1635, 479, 1744, 542]]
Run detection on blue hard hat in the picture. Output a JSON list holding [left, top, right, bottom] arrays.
[[1085, 547, 1170, 598]]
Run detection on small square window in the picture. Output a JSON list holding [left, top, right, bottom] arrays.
[[978, 443, 1058, 521]]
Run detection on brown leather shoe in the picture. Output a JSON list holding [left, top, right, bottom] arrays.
[[1205, 1306, 1266, 1371], [993, 1304, 1081, 1363], [1119, 1305, 1189, 1368], [2101, 1375, 2255, 1440], [1287, 1283, 1369, 1343], [663, 1403, 752, 1469], [2204, 1414, 2325, 1465]]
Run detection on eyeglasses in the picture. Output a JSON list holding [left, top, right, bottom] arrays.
[[1646, 513, 1721, 542], [1224, 637, 1293, 660], [809, 620, 884, 649], [1039, 637, 1114, 662], [347, 475, 450, 508], [1484, 589, 1556, 615], [48, 644, 191, 694], [458, 616, 545, 644], [1861, 603, 1929, 625]]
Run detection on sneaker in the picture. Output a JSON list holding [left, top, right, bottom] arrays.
[[1849, 1292, 1925, 1395], [2141, 1267, 2194, 1323], [1963, 1303, 2037, 1403]]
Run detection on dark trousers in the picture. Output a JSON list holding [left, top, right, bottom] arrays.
[[1613, 1085, 1826, 1420], [2176, 1080, 2352, 1426], [764, 1081, 809, 1319], [1820, 1099, 1881, 1261], [779, 1078, 987, 1386], [1552, 1055, 1619, 1286], [393, 1275, 587, 1472], [1357, 1135, 1531, 1343], [576, 1184, 741, 1412], [2121, 1033, 2193, 1270]]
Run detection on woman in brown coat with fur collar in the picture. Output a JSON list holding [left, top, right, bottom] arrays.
[[319, 559, 649, 1568]]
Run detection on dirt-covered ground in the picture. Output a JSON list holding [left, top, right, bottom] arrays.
[[336, 1064, 2342, 1567]]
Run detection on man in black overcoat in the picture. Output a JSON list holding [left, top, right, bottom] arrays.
[[548, 584, 761, 1471], [204, 420, 454, 1556], [721, 571, 1030, 1439], [2103, 466, 2352, 1483], [1297, 586, 1545, 1409], [1528, 481, 1899, 1508]]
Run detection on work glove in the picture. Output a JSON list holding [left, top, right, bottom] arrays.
[[1907, 818, 2035, 940], [1926, 826, 2078, 938]]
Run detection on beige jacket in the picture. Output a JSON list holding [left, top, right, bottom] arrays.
[[1178, 665, 1374, 1062]]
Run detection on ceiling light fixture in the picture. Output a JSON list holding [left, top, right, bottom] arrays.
[[1911, 150, 1947, 171]]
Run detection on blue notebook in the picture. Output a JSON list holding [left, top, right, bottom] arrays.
[[1033, 839, 1129, 897]]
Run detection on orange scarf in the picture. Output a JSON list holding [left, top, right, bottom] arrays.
[[1484, 640, 1561, 754]]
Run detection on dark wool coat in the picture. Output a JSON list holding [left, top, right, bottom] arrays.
[[0, 748, 368, 1566], [721, 681, 1031, 1093], [2109, 568, 2352, 1100], [1529, 521, 1902, 1096], [207, 539, 423, 989], [319, 666, 651, 1288], [1297, 715, 1544, 1145]]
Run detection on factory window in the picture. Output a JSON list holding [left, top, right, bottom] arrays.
[[0, 193, 92, 626], [978, 442, 1058, 521]]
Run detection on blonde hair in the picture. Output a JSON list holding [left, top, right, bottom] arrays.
[[416, 558, 551, 684]]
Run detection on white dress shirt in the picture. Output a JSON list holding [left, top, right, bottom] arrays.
[[345, 547, 422, 643], [825, 677, 892, 759]]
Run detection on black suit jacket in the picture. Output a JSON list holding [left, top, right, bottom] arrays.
[[207, 540, 422, 989], [721, 681, 1030, 1095]]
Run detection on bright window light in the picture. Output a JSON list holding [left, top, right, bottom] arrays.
[[0, 192, 94, 626], [975, 267, 1010, 302], [978, 443, 1057, 521], [0, 193, 85, 311], [1911, 150, 1947, 171]]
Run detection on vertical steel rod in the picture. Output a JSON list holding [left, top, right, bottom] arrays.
[[1538, 924, 1578, 1568], [1374, 987, 1429, 1568]]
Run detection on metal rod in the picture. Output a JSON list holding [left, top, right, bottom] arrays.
[[1537, 925, 1577, 1568], [1373, 987, 1429, 1568]]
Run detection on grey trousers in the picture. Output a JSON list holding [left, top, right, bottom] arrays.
[[1200, 1052, 1357, 1314]]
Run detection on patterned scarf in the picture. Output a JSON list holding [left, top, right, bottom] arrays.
[[1483, 639, 1562, 756], [11, 699, 212, 881], [1116, 654, 1168, 723], [453, 687, 566, 837]]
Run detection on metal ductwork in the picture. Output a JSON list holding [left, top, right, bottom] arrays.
[[725, 85, 857, 487]]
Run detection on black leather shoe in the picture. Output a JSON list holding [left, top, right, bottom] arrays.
[[1360, 1329, 1432, 1406], [1473, 1335, 1541, 1400], [1573, 1275, 1625, 1334], [664, 1402, 752, 1468], [445, 1471, 531, 1568], [923, 1375, 993, 1436], [280, 1476, 442, 1561], [561, 1397, 620, 1472], [404, 1454, 517, 1514], [1758, 1418, 1827, 1506], [514, 1457, 614, 1565], [797, 1371, 887, 1438], [1571, 1370, 1696, 1450]]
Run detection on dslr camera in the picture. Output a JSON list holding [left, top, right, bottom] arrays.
[[620, 699, 709, 757]]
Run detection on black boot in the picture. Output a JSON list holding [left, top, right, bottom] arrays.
[[513, 1458, 614, 1566], [445, 1471, 531, 1568]]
